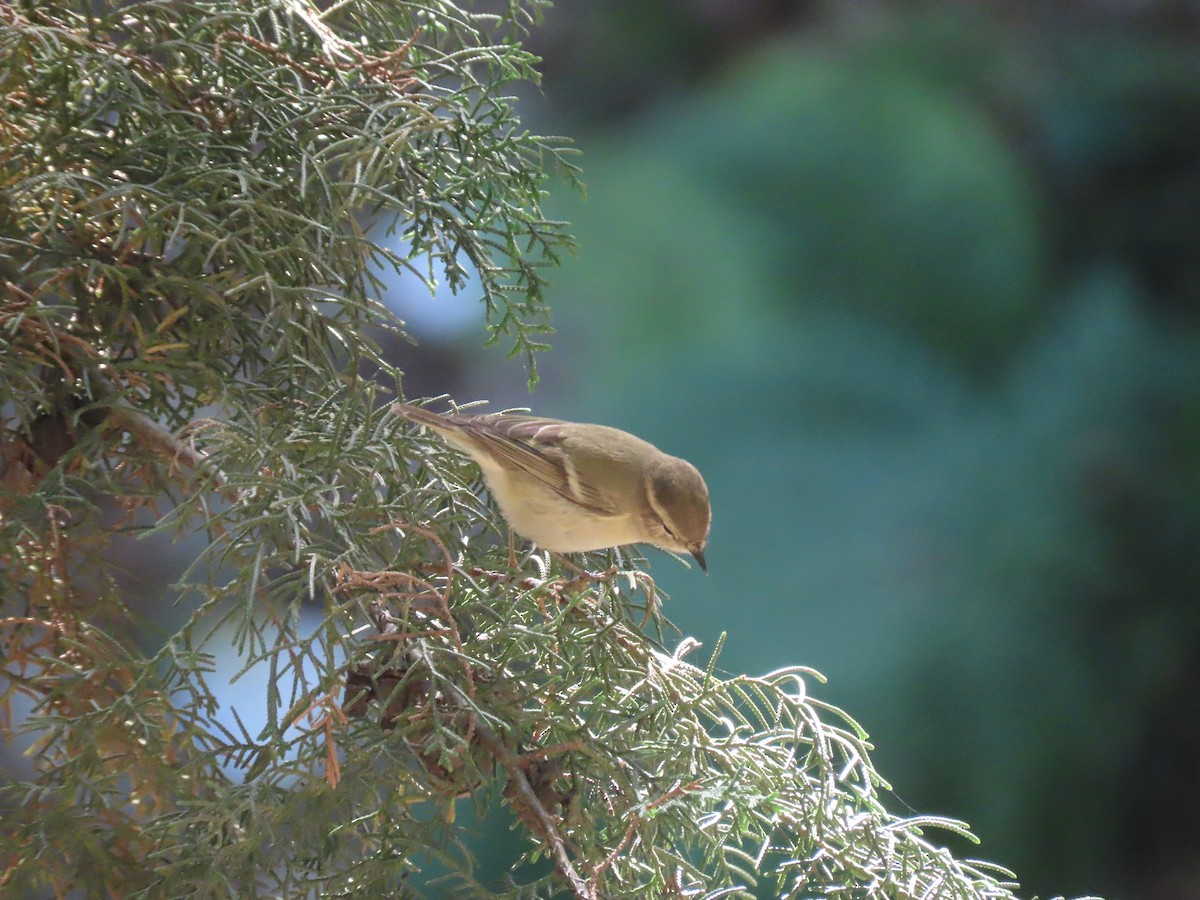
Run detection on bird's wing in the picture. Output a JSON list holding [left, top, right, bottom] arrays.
[[457, 415, 617, 515]]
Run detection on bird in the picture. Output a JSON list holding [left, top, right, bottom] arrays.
[[392, 402, 710, 571]]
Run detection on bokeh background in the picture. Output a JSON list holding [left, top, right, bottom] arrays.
[[389, 2, 1200, 898]]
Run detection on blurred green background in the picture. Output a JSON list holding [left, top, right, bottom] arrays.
[[392, 2, 1200, 897]]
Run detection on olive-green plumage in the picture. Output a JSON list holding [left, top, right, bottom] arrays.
[[393, 403, 710, 571]]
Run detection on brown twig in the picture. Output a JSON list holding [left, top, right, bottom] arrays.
[[84, 366, 235, 500], [353, 580, 590, 897], [364, 522, 476, 708], [589, 781, 702, 893], [215, 16, 421, 93], [4, 288, 237, 501], [469, 709, 594, 899]]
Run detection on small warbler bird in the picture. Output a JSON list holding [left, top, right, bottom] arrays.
[[393, 403, 710, 571]]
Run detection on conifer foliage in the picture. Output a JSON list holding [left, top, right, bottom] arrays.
[[2, 2, 1042, 896]]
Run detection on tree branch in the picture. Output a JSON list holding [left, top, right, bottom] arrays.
[[84, 364, 235, 500], [363, 597, 592, 898], [469, 706, 594, 899]]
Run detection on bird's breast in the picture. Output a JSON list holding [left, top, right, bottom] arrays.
[[479, 462, 645, 553]]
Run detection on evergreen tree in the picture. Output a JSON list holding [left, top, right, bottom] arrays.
[[1, 2, 1059, 896]]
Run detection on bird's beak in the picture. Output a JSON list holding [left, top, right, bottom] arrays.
[[691, 549, 707, 574]]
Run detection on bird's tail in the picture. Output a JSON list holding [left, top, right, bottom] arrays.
[[391, 402, 449, 430]]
